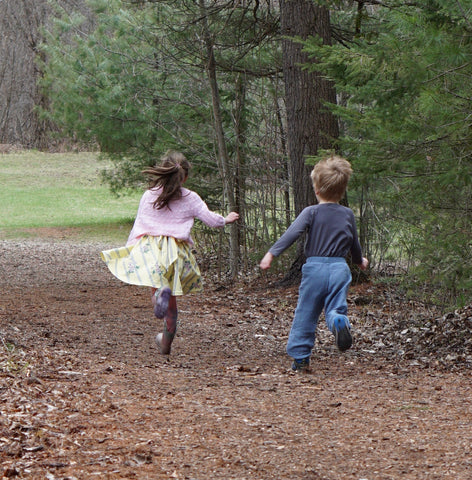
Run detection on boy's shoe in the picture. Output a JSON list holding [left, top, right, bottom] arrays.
[[333, 316, 352, 352], [291, 357, 310, 373], [154, 287, 172, 319]]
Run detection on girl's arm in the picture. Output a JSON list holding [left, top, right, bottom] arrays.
[[192, 192, 239, 227], [225, 212, 239, 224]]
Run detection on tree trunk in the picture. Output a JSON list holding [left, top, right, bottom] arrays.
[[279, 0, 339, 284], [0, 0, 48, 147], [280, 0, 339, 215], [0, 0, 88, 148], [234, 73, 248, 269], [199, 0, 240, 278]]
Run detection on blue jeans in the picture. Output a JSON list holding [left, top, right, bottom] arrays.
[[286, 257, 352, 360]]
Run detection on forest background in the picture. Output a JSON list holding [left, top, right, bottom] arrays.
[[0, 0, 471, 309]]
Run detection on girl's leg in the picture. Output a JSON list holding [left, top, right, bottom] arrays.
[[154, 287, 172, 318], [151, 288, 158, 308], [156, 295, 178, 355], [165, 295, 178, 335]]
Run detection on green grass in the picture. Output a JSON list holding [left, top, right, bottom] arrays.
[[0, 151, 141, 243]]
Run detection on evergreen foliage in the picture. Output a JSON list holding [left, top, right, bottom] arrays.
[[40, 0, 286, 273], [304, 0, 472, 306], [41, 1, 281, 188], [39, 0, 471, 304], [41, 1, 210, 191]]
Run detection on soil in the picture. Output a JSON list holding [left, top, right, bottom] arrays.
[[1, 235, 471, 480]]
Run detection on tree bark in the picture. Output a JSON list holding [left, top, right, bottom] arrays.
[[0, 0, 88, 148], [199, 0, 240, 278], [280, 0, 339, 214], [279, 0, 339, 283], [0, 0, 47, 147], [234, 73, 248, 269]]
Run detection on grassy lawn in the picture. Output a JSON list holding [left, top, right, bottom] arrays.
[[0, 151, 141, 243]]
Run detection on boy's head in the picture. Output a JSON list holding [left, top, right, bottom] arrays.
[[311, 155, 352, 202]]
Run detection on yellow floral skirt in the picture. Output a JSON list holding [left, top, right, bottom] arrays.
[[100, 235, 202, 295]]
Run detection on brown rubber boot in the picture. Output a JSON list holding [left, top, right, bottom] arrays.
[[156, 299, 177, 355], [156, 328, 175, 355]]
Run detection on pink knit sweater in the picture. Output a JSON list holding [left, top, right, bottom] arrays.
[[126, 187, 226, 246]]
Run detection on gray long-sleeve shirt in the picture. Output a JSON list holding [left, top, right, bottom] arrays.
[[269, 203, 363, 265]]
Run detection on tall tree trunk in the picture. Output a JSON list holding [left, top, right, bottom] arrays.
[[0, 0, 48, 147], [234, 73, 248, 269], [279, 0, 339, 283], [273, 88, 291, 230], [199, 0, 240, 278], [0, 0, 88, 148], [280, 0, 339, 215]]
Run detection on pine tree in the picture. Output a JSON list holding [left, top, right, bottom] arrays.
[[41, 0, 283, 276], [303, 0, 472, 305]]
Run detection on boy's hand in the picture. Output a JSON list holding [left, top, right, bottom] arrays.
[[359, 257, 369, 271], [225, 212, 239, 224], [259, 252, 274, 270]]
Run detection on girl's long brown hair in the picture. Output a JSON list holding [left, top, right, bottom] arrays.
[[142, 151, 190, 209]]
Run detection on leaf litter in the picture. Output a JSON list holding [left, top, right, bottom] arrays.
[[0, 238, 471, 479]]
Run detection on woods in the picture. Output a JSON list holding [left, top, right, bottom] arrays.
[[0, 0, 471, 307], [1, 4, 472, 478]]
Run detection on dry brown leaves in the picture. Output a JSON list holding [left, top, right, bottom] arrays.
[[1, 239, 471, 479]]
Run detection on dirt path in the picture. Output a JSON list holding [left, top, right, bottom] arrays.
[[1, 239, 471, 479]]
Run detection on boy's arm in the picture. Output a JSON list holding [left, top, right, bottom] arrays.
[[259, 252, 274, 270], [350, 216, 368, 270], [259, 207, 312, 270], [349, 211, 366, 267]]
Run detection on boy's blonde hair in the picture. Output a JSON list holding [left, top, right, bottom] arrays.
[[310, 155, 352, 202]]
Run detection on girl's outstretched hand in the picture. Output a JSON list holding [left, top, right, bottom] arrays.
[[259, 252, 274, 270], [225, 212, 239, 224]]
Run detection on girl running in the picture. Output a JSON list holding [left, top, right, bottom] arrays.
[[101, 151, 239, 355]]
